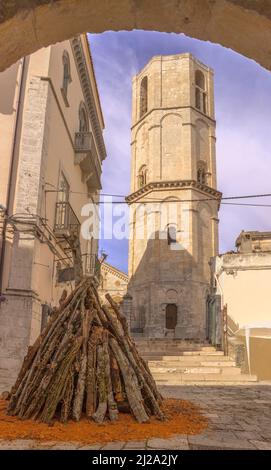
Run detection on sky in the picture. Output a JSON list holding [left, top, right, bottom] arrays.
[[88, 31, 271, 273]]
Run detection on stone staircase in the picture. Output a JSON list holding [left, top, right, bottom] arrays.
[[135, 339, 258, 385]]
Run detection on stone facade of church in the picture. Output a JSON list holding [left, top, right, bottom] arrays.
[[98, 262, 128, 304], [126, 53, 222, 339]]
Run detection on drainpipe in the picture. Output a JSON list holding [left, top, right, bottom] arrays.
[[0, 58, 25, 295]]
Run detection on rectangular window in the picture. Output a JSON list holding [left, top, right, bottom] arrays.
[[58, 172, 70, 202]]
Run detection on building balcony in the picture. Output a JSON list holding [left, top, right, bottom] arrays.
[[84, 253, 101, 281], [74, 131, 92, 153], [54, 201, 80, 237], [74, 131, 102, 191], [56, 253, 101, 284]]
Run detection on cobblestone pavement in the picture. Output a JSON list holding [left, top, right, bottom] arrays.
[[0, 385, 271, 450]]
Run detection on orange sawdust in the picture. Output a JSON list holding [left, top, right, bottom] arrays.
[[0, 399, 207, 444]]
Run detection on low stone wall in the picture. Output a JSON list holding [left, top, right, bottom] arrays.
[[228, 336, 247, 373]]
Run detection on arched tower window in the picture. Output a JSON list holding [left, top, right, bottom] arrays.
[[62, 50, 71, 105], [195, 70, 205, 89], [138, 165, 147, 188], [197, 161, 207, 185], [167, 224, 177, 246], [79, 102, 89, 132], [195, 70, 207, 114], [140, 76, 148, 118]]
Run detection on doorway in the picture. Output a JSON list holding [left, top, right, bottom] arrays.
[[165, 304, 177, 330]]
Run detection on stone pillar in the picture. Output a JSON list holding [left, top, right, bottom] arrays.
[[0, 76, 49, 387]]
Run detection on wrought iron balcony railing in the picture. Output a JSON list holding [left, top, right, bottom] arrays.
[[74, 131, 92, 153], [54, 201, 80, 234], [84, 253, 101, 281]]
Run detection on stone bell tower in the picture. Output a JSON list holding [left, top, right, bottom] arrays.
[[126, 53, 222, 340]]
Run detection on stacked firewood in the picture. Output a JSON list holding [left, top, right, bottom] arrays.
[[7, 279, 164, 424]]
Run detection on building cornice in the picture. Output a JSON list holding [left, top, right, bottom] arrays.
[[126, 180, 222, 204], [101, 262, 128, 282], [70, 37, 106, 161]]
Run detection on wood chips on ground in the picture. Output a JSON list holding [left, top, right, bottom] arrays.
[[0, 398, 207, 444]]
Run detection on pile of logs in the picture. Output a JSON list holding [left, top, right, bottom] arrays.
[[7, 279, 164, 424]]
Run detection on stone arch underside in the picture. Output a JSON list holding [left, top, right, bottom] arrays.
[[1, 1, 271, 72]]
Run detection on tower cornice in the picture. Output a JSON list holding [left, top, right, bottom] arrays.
[[131, 106, 216, 130], [126, 180, 222, 204]]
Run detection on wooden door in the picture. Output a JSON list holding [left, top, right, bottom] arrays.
[[166, 304, 177, 329]]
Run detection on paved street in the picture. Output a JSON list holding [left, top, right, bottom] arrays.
[[0, 384, 271, 450]]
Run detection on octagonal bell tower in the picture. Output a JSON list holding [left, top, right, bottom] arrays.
[[126, 53, 221, 340]]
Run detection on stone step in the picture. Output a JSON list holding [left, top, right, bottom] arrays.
[[136, 344, 216, 350], [199, 360, 236, 367], [149, 366, 241, 375], [155, 380, 258, 386], [199, 347, 219, 351], [152, 372, 258, 383], [148, 360, 236, 367], [135, 341, 215, 351], [135, 338, 208, 344], [182, 350, 224, 356], [139, 350, 224, 356], [140, 350, 223, 357], [143, 354, 230, 362]]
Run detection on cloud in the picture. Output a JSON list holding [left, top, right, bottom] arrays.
[[89, 31, 271, 272]]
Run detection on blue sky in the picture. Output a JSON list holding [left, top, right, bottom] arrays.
[[88, 31, 271, 273]]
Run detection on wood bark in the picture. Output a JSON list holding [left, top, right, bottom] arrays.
[[72, 306, 93, 421], [109, 338, 149, 423], [7, 280, 164, 424], [92, 341, 107, 423]]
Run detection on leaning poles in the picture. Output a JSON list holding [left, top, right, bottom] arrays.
[[7, 279, 164, 424]]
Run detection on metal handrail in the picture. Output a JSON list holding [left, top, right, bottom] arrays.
[[54, 201, 80, 232]]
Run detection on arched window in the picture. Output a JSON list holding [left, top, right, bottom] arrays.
[[195, 70, 207, 114], [167, 224, 177, 246], [138, 165, 147, 188], [62, 50, 71, 105], [140, 76, 148, 118], [79, 102, 89, 132], [195, 70, 205, 89], [197, 161, 207, 185]]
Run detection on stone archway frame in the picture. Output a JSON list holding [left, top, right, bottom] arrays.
[[1, 1, 271, 72]]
